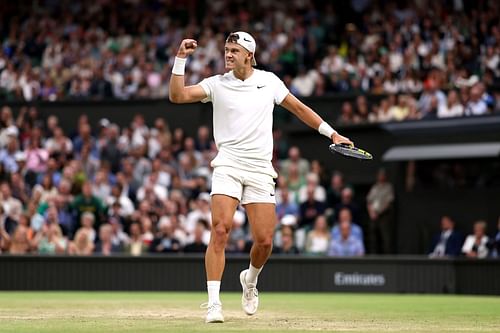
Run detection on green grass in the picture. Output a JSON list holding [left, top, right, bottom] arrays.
[[0, 292, 499, 332]]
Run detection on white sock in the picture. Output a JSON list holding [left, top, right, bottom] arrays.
[[207, 281, 221, 305], [245, 264, 263, 286]]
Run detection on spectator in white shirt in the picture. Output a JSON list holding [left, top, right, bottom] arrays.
[[291, 67, 319, 97], [438, 90, 464, 118], [464, 84, 488, 116], [462, 220, 489, 258]]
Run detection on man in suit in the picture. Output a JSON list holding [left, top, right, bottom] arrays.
[[429, 215, 463, 257]]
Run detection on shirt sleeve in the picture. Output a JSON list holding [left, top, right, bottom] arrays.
[[198, 75, 218, 103], [271, 73, 290, 105]]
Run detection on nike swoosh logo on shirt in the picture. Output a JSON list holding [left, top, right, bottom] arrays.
[[257, 85, 266, 89]]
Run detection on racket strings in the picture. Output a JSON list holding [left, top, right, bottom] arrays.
[[329, 144, 373, 160]]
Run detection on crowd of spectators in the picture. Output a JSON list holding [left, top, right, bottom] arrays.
[[0, 0, 499, 118], [0, 106, 377, 256], [1, 106, 499, 257], [429, 216, 500, 259]]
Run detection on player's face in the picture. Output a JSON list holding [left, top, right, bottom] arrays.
[[224, 42, 251, 69]]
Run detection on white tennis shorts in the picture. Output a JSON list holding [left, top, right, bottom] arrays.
[[211, 166, 276, 205]]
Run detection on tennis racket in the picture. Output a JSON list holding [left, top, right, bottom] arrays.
[[329, 143, 373, 160]]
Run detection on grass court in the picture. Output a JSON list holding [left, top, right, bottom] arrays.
[[0, 292, 499, 332]]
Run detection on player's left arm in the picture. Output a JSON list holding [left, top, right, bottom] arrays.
[[279, 93, 353, 145]]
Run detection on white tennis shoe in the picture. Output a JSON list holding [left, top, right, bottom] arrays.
[[239, 269, 259, 315], [202, 302, 224, 323]]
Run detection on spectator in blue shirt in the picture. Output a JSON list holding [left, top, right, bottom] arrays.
[[331, 208, 363, 243], [328, 220, 365, 257], [276, 187, 299, 221]]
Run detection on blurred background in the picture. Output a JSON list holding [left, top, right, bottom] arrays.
[[0, 0, 499, 293]]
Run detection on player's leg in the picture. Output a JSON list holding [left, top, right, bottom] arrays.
[[206, 194, 239, 281], [204, 166, 243, 323], [246, 202, 276, 270], [240, 202, 277, 315], [204, 194, 239, 323]]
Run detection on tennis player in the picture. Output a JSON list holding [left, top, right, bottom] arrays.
[[169, 32, 352, 323]]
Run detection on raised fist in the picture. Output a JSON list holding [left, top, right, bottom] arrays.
[[177, 39, 198, 58]]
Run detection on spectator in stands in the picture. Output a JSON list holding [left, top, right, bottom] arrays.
[[389, 94, 410, 121], [331, 208, 363, 243], [375, 99, 393, 123], [366, 169, 394, 254], [462, 220, 489, 258], [95, 223, 122, 256], [150, 219, 181, 253], [290, 66, 320, 97], [195, 125, 212, 153], [183, 192, 212, 239], [184, 220, 209, 253], [25, 134, 49, 177], [490, 217, 500, 258], [437, 90, 464, 118], [280, 146, 310, 181], [35, 223, 67, 254], [124, 222, 147, 257], [177, 153, 198, 198], [109, 216, 129, 250], [4, 225, 32, 254], [99, 123, 122, 174], [336, 101, 358, 125], [464, 84, 489, 116], [284, 163, 306, 203], [79, 143, 100, 181], [276, 187, 299, 221], [33, 174, 57, 203], [274, 225, 299, 255], [68, 228, 94, 255], [178, 137, 203, 169], [417, 79, 446, 117], [44, 127, 73, 157], [298, 172, 326, 204], [0, 132, 21, 173], [0, 206, 9, 253], [0, 181, 22, 230], [299, 186, 326, 229], [73, 123, 96, 156], [305, 215, 330, 255], [76, 212, 97, 244], [71, 181, 107, 229], [429, 216, 464, 258], [328, 219, 365, 257], [334, 187, 360, 224], [106, 184, 134, 219], [227, 210, 247, 253], [9, 172, 29, 205], [326, 171, 344, 209], [421, 95, 439, 120], [92, 169, 111, 203]]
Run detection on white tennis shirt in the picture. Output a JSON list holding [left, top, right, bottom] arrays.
[[199, 69, 289, 178]]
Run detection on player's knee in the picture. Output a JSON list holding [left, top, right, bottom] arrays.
[[255, 235, 273, 250], [211, 223, 230, 248]]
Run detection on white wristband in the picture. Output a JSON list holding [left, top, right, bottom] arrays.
[[318, 121, 337, 139], [172, 57, 187, 75]]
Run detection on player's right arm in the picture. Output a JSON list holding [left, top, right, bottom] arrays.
[[169, 39, 208, 104]]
